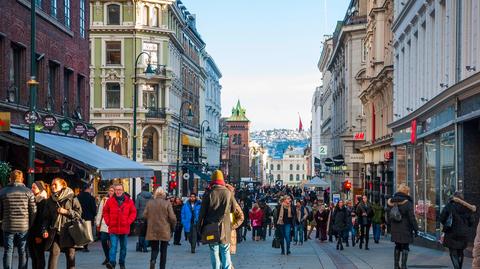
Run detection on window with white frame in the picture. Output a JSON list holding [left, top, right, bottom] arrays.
[[107, 4, 120, 25], [142, 5, 149, 25], [79, 0, 85, 38], [106, 83, 120, 108], [106, 41, 121, 65], [152, 7, 159, 26]]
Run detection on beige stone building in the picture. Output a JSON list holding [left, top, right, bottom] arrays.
[[359, 0, 394, 206], [267, 147, 308, 187]]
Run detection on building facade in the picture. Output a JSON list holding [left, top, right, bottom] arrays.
[[311, 86, 322, 176], [202, 52, 222, 169], [324, 0, 367, 198], [267, 147, 309, 187], [390, 0, 480, 243], [359, 0, 394, 206]]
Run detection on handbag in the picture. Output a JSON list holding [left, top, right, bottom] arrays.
[[68, 219, 94, 246], [272, 237, 281, 249], [201, 223, 221, 244]]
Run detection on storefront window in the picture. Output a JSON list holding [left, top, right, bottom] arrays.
[[396, 146, 407, 186], [96, 127, 128, 157], [440, 130, 455, 208], [414, 142, 425, 233], [425, 138, 438, 236]]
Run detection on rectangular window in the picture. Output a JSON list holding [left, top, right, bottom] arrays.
[[35, 0, 42, 8], [47, 61, 59, 111], [152, 7, 159, 26], [107, 4, 120, 25], [106, 41, 121, 65], [414, 142, 425, 233], [142, 6, 149, 26], [106, 83, 120, 108], [79, 0, 85, 38], [75, 75, 84, 119], [425, 138, 438, 237], [51, 0, 57, 17], [63, 69, 72, 116], [64, 0, 70, 28], [143, 84, 157, 108], [8, 44, 24, 103]]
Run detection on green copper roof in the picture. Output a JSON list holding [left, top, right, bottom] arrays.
[[226, 100, 249, 122]]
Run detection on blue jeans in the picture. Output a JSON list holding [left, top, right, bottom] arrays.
[[208, 243, 232, 269], [372, 223, 381, 242], [109, 234, 127, 266], [3, 231, 28, 269], [294, 224, 304, 243], [279, 224, 292, 252]]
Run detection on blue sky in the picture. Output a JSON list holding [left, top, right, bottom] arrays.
[[182, 0, 350, 131]]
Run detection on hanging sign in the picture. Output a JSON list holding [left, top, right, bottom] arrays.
[[73, 122, 87, 136], [354, 132, 365, 140], [85, 126, 97, 141], [24, 111, 40, 125], [0, 112, 11, 132], [42, 115, 57, 131], [58, 119, 73, 135]]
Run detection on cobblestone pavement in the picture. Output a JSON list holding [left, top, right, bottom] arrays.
[[4, 234, 472, 268]]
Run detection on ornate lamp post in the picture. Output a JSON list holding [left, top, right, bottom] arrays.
[[132, 52, 155, 198], [199, 120, 211, 164], [175, 101, 193, 196]]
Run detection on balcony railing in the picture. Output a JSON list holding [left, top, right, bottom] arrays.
[[145, 107, 166, 119]]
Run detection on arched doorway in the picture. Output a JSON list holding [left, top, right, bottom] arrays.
[[142, 127, 159, 161]]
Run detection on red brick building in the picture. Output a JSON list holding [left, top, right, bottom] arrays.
[[0, 0, 90, 124], [221, 100, 250, 183]]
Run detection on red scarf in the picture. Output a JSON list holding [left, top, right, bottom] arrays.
[[209, 180, 225, 187]]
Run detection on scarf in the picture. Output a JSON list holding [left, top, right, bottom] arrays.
[[35, 190, 48, 203], [277, 204, 292, 225], [51, 187, 74, 232], [209, 180, 225, 188], [115, 194, 126, 206]]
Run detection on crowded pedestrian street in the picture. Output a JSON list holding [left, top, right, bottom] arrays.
[[5, 234, 471, 269]]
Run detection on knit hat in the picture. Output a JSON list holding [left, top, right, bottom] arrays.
[[210, 170, 225, 186]]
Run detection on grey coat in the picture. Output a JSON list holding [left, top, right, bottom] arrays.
[[0, 183, 36, 233], [135, 191, 152, 220], [198, 185, 238, 244]]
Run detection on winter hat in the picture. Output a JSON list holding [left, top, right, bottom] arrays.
[[33, 181, 46, 192], [210, 170, 225, 186]]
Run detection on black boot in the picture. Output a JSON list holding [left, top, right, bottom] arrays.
[[339, 238, 344, 250], [352, 237, 356, 247], [365, 240, 369, 250], [450, 251, 461, 269], [150, 260, 155, 269], [345, 237, 349, 247], [359, 239, 363, 249], [401, 250, 409, 269], [394, 248, 401, 269]]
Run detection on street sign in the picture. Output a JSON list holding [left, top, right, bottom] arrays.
[[85, 126, 97, 141], [0, 112, 11, 132], [24, 111, 40, 125], [42, 115, 57, 131], [333, 194, 340, 205], [73, 122, 87, 136], [58, 119, 73, 135], [319, 145, 327, 155]]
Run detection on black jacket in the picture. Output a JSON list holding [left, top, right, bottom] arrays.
[[30, 196, 47, 237], [77, 191, 97, 221], [356, 201, 374, 226], [0, 183, 36, 233], [440, 197, 476, 250], [387, 192, 418, 244], [332, 206, 349, 233]]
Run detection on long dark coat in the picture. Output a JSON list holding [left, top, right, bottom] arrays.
[[387, 192, 418, 244], [332, 206, 349, 234], [42, 190, 82, 249], [440, 197, 476, 250]]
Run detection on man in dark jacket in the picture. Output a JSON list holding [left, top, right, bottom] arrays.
[[0, 170, 36, 269], [135, 185, 152, 252], [198, 170, 237, 269], [356, 195, 374, 250], [387, 184, 418, 269], [77, 184, 97, 252]]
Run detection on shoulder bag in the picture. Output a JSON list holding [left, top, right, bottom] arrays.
[[201, 191, 231, 244]]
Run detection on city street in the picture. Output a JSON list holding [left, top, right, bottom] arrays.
[[6, 234, 470, 268]]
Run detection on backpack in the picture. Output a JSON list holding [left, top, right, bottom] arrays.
[[389, 203, 402, 222]]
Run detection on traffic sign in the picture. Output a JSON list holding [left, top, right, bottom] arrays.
[[0, 112, 11, 132], [333, 194, 340, 205]]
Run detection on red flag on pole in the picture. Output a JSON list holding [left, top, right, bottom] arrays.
[[298, 114, 303, 132]]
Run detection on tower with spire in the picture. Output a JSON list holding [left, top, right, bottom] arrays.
[[221, 100, 250, 183]]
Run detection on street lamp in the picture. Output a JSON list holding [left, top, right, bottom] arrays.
[[199, 120, 210, 165], [175, 101, 194, 196], [132, 51, 155, 199]]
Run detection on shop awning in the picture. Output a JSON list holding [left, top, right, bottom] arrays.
[[184, 165, 210, 182], [7, 128, 154, 180]]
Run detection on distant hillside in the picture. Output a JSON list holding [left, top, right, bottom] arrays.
[[251, 129, 309, 159]]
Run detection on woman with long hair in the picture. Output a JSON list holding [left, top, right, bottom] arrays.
[[95, 186, 114, 265], [42, 178, 82, 269], [29, 180, 49, 269], [249, 203, 264, 241]]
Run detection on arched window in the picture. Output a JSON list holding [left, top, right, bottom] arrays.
[[290, 164, 293, 170], [289, 174, 293, 181], [296, 164, 300, 170], [142, 5, 149, 25], [277, 164, 281, 170], [270, 164, 274, 170], [152, 7, 159, 26], [296, 174, 300, 181], [277, 174, 281, 180], [107, 4, 120, 25], [303, 164, 305, 170], [142, 127, 158, 161]]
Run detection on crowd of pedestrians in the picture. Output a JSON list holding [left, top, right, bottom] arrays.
[[1, 169, 480, 269]]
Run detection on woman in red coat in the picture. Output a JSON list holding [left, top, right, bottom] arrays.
[[249, 203, 264, 241]]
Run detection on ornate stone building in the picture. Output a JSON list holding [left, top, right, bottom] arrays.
[[359, 0, 394, 206]]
